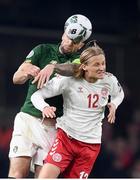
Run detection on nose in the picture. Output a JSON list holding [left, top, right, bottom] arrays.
[[99, 64, 105, 71]]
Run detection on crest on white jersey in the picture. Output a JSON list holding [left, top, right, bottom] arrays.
[[101, 87, 108, 97]]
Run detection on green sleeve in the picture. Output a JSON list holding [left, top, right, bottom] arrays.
[[25, 44, 42, 66]]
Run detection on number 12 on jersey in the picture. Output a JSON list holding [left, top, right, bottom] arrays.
[[87, 93, 99, 108]]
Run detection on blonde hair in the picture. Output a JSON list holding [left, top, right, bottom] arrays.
[[74, 42, 105, 78]]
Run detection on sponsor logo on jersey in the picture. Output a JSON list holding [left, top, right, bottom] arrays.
[[52, 153, 62, 162], [77, 86, 83, 93]]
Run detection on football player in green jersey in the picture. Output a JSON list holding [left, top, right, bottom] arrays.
[[8, 14, 92, 178]]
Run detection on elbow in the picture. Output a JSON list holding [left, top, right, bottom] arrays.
[[13, 76, 23, 84], [13, 75, 19, 84], [13, 73, 28, 84]]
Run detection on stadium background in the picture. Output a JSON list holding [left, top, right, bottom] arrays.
[[0, 0, 140, 178]]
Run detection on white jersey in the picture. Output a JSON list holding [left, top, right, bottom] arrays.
[[31, 73, 124, 144]]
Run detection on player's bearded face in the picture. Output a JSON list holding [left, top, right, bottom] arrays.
[[60, 33, 81, 54]]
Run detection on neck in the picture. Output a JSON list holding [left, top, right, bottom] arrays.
[[84, 76, 98, 83]]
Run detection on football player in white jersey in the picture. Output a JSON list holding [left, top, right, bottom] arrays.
[[31, 43, 124, 178]]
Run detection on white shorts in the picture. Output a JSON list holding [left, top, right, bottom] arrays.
[[9, 112, 56, 168]]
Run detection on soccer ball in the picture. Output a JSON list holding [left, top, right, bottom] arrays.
[[64, 14, 92, 43]]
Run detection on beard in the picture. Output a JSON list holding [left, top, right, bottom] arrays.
[[59, 45, 73, 55]]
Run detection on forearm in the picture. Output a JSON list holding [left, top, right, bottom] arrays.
[[13, 70, 30, 84], [54, 63, 79, 76], [13, 62, 40, 84], [31, 91, 50, 112]]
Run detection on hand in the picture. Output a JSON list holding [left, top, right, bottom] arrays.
[[25, 64, 40, 77], [107, 102, 116, 124], [42, 106, 56, 119], [32, 64, 55, 89]]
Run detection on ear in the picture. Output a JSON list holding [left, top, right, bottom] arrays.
[[79, 64, 86, 70], [78, 42, 84, 50]]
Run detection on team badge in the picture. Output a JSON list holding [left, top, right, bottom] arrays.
[[52, 153, 62, 162], [26, 50, 34, 58], [99, 87, 109, 106], [101, 87, 108, 97]]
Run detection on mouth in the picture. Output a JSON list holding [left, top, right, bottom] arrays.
[[61, 46, 72, 54], [97, 71, 105, 77]]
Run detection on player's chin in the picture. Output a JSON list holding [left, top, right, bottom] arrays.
[[97, 72, 105, 79], [61, 47, 72, 54], [97, 74, 105, 79]]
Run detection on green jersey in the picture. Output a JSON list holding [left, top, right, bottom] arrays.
[[21, 43, 80, 118]]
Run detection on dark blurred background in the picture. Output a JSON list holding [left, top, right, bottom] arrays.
[[0, 0, 140, 178]]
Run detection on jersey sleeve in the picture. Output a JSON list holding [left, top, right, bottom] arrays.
[[110, 75, 124, 109], [31, 76, 68, 111], [25, 44, 43, 65]]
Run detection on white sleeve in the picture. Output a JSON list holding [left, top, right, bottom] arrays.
[[110, 76, 124, 109], [31, 76, 68, 112]]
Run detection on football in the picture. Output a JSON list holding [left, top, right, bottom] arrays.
[[64, 14, 92, 42]]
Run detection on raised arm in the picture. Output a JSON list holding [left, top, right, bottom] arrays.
[[31, 88, 56, 119], [31, 76, 67, 118], [32, 63, 80, 89], [54, 63, 79, 76], [13, 62, 40, 84]]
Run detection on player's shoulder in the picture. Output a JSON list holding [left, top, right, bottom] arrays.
[[50, 75, 73, 88], [104, 72, 118, 82], [52, 74, 72, 82], [35, 43, 57, 50]]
